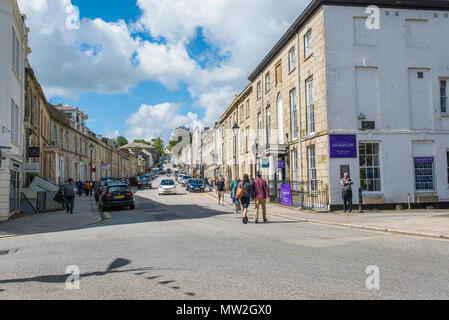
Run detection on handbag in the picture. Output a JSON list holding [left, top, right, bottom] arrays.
[[235, 185, 244, 200]]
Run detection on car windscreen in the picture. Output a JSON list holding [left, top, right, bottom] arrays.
[[190, 180, 202, 184], [107, 186, 129, 193], [183, 176, 192, 180], [161, 180, 175, 186]]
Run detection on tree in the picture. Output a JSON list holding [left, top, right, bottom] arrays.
[[116, 136, 129, 147], [152, 137, 165, 156], [133, 139, 151, 146]]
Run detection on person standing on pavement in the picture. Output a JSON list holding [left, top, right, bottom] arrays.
[[253, 172, 270, 223], [341, 172, 353, 212], [84, 181, 91, 196], [249, 174, 255, 202], [238, 174, 252, 224], [230, 177, 240, 213], [63, 179, 77, 214], [76, 180, 84, 196], [216, 176, 225, 206]]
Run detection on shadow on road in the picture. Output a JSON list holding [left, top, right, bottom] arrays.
[[0, 258, 196, 297]]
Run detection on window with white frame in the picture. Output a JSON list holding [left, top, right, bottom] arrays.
[[265, 72, 270, 92], [240, 105, 244, 122], [266, 107, 271, 144], [60, 128, 63, 148], [304, 30, 313, 58], [447, 150, 449, 185], [414, 157, 435, 191], [289, 46, 296, 72], [359, 142, 381, 192], [305, 77, 315, 135], [290, 88, 298, 140], [246, 126, 250, 152], [240, 130, 244, 154], [441, 79, 447, 113], [292, 149, 299, 182], [257, 112, 263, 144], [308, 146, 317, 193], [12, 28, 21, 76], [257, 81, 262, 99], [10, 100, 19, 144], [246, 99, 250, 119]]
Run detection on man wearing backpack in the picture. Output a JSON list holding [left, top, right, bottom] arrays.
[[216, 176, 225, 206], [252, 172, 270, 223]]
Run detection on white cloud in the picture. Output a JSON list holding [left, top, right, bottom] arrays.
[[19, 0, 310, 134], [125, 103, 202, 142]]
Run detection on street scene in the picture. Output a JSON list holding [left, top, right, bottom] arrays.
[[1, 0, 449, 304]]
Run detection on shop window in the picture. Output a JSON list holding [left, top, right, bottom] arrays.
[[359, 142, 381, 192]]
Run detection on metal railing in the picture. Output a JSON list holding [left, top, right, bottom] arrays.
[[268, 180, 329, 211]]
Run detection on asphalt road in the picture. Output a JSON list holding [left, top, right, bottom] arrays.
[[1, 169, 449, 299]]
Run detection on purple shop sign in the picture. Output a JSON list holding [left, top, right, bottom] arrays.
[[277, 160, 286, 169], [414, 157, 434, 163], [281, 184, 292, 206], [329, 135, 357, 158]]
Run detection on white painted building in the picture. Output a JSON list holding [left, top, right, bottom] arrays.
[[0, 0, 30, 221], [322, 2, 449, 208]]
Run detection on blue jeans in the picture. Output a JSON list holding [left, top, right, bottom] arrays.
[[66, 196, 75, 213], [231, 191, 236, 204]]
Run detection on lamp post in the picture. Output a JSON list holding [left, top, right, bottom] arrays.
[[232, 122, 239, 178], [89, 144, 94, 182]]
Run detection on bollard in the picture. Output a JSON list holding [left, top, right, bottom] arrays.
[[408, 193, 411, 210], [359, 187, 363, 213]]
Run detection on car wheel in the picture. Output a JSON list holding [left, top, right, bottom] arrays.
[[130, 205, 135, 210]]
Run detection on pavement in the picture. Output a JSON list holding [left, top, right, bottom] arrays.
[[0, 194, 103, 238], [204, 191, 449, 240]]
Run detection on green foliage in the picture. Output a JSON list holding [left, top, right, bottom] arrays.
[[116, 136, 129, 147]]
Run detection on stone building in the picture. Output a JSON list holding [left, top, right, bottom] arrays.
[[218, 0, 449, 209]]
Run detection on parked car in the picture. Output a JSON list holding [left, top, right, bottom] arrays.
[[177, 174, 184, 183], [120, 178, 130, 185], [181, 175, 193, 186], [129, 177, 139, 187], [158, 179, 177, 195], [186, 179, 205, 193], [95, 177, 116, 201], [100, 183, 135, 210], [137, 175, 152, 189]]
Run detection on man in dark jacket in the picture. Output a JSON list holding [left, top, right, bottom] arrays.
[[341, 172, 353, 212]]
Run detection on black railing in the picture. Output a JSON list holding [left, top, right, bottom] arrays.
[[268, 180, 329, 210]]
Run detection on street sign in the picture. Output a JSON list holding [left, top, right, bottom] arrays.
[[28, 147, 40, 158], [261, 157, 270, 168], [24, 163, 40, 173]]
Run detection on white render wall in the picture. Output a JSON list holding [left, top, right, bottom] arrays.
[[323, 5, 449, 205], [0, 0, 28, 221]]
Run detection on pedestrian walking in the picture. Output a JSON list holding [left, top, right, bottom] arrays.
[[84, 181, 91, 196], [237, 174, 252, 224], [230, 177, 241, 213], [341, 172, 353, 212], [63, 179, 77, 214], [216, 176, 225, 206], [253, 172, 270, 223], [249, 174, 255, 202], [76, 180, 84, 196]]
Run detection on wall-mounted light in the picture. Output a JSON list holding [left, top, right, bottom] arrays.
[[358, 113, 366, 120]]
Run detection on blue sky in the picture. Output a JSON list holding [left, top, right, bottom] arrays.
[[18, 0, 305, 142], [53, 0, 206, 140]]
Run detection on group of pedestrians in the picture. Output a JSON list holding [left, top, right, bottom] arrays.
[[62, 179, 94, 214], [216, 172, 270, 225]]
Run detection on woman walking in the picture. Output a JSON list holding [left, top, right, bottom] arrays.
[[238, 174, 252, 224]]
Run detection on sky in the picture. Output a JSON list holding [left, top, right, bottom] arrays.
[[18, 0, 310, 143]]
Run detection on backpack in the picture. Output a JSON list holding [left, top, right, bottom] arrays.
[[235, 184, 245, 199]]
